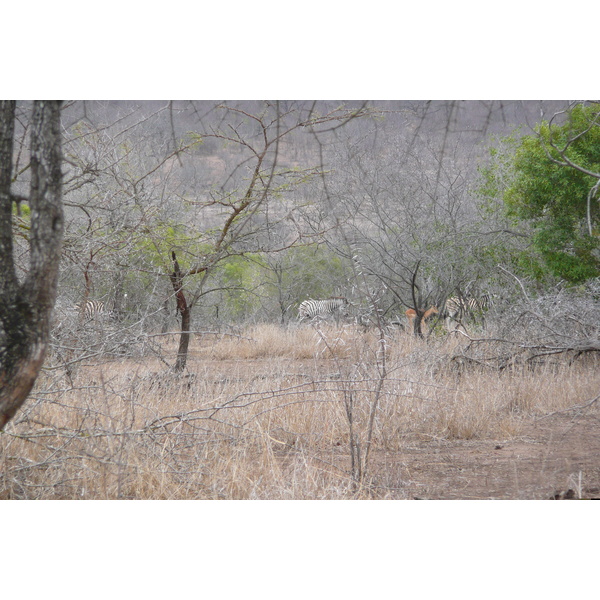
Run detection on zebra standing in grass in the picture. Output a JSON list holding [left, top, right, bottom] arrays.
[[298, 297, 349, 323], [445, 293, 492, 331], [75, 300, 106, 320]]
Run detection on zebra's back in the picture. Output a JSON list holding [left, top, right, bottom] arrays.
[[298, 298, 349, 322], [75, 300, 106, 320], [445, 293, 492, 329]]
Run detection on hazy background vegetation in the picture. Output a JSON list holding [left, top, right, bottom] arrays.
[[19, 99, 594, 336], [4, 99, 598, 501]]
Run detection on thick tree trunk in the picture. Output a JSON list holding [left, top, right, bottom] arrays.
[[0, 101, 64, 430]]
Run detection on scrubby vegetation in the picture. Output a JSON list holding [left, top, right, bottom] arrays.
[[2, 320, 598, 499]]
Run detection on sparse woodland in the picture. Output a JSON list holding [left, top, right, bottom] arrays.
[[1, 100, 599, 499]]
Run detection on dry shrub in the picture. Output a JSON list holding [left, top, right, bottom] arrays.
[[1, 323, 598, 499]]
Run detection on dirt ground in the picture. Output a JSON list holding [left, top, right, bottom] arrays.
[[191, 355, 600, 500], [363, 400, 600, 500]]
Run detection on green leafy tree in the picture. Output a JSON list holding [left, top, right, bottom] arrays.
[[501, 102, 600, 283]]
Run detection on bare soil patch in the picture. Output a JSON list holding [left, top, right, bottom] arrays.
[[360, 402, 600, 499]]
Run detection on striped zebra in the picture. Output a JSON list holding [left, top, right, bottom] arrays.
[[445, 293, 492, 331], [298, 297, 349, 323], [75, 300, 106, 320]]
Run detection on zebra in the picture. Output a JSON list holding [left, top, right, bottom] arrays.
[[298, 297, 349, 323], [445, 293, 492, 331], [75, 300, 106, 320]]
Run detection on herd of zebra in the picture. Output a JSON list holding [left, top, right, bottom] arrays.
[[73, 293, 492, 331], [297, 293, 493, 331]]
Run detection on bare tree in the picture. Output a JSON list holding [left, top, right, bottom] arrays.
[[165, 101, 372, 370], [320, 118, 522, 336], [0, 100, 64, 430]]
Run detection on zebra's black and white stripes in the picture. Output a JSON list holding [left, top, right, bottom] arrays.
[[298, 297, 349, 323], [75, 300, 105, 320], [445, 293, 492, 330]]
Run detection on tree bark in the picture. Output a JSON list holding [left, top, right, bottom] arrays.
[[412, 311, 424, 338], [0, 101, 64, 430], [170, 251, 191, 372]]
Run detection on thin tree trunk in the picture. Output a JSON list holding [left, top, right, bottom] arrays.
[[413, 311, 424, 338], [175, 306, 191, 372], [170, 251, 191, 372]]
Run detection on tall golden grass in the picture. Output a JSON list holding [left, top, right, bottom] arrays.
[[1, 323, 598, 499]]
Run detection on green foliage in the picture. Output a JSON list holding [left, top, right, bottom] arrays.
[[283, 245, 349, 302], [131, 221, 216, 274], [11, 201, 31, 240], [217, 254, 264, 319], [12, 201, 30, 217], [476, 133, 520, 214], [483, 103, 600, 284]]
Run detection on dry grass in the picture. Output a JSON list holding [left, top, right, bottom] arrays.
[[1, 323, 598, 499]]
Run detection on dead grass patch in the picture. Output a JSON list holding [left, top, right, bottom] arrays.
[[2, 323, 598, 499]]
